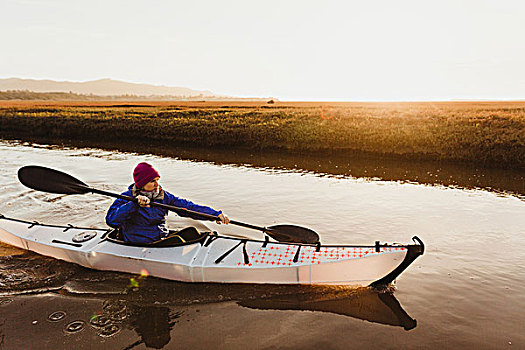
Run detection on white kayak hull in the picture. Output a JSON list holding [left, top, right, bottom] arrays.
[[0, 215, 424, 287]]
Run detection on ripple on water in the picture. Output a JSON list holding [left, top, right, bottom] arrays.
[[0, 251, 82, 295]]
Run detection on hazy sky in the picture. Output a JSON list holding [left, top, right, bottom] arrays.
[[1, 0, 524, 101]]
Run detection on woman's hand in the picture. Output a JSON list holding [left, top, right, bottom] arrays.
[[216, 213, 230, 224], [136, 195, 150, 207]]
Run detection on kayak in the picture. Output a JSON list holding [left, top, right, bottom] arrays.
[[0, 215, 424, 287]]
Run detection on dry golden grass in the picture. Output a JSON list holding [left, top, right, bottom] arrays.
[[1, 100, 524, 168]]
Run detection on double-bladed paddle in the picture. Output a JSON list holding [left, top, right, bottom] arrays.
[[17, 165, 320, 244]]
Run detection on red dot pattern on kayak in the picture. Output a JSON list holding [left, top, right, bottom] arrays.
[[236, 246, 407, 266]]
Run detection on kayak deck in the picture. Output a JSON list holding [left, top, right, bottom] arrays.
[[0, 215, 424, 287]]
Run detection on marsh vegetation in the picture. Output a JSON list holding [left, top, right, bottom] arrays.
[[1, 101, 523, 168]]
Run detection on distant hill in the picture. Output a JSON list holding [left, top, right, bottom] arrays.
[[0, 78, 215, 97]]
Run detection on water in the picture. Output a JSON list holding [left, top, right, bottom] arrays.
[[0, 139, 524, 349]]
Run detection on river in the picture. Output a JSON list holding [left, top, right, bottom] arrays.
[[0, 139, 524, 349]]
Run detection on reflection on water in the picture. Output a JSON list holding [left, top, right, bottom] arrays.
[[131, 305, 179, 349], [0, 290, 415, 349], [158, 144, 525, 199], [238, 287, 416, 331], [2, 137, 524, 198], [0, 250, 416, 349]]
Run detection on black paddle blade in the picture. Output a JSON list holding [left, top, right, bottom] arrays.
[[18, 166, 90, 195], [266, 225, 320, 244]]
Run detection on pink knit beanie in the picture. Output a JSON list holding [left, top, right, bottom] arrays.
[[133, 162, 160, 189]]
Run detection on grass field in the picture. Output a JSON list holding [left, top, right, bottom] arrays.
[[1, 100, 524, 168]]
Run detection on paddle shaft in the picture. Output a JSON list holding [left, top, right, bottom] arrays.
[[17, 165, 320, 243], [90, 188, 271, 234]]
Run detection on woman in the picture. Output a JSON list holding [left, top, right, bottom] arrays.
[[106, 162, 229, 244]]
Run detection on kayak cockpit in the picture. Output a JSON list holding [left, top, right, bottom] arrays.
[[105, 227, 211, 248]]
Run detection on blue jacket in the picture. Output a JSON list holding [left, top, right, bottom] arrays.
[[106, 184, 222, 243]]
